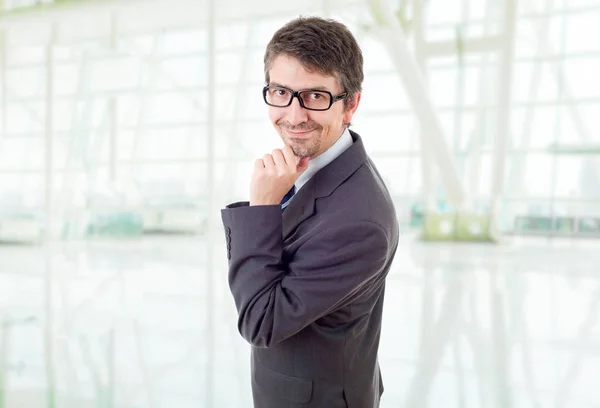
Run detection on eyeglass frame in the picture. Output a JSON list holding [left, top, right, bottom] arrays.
[[262, 85, 348, 111]]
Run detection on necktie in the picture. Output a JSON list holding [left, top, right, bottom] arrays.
[[281, 185, 296, 212]]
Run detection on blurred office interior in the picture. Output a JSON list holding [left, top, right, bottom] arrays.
[[0, 0, 599, 407]]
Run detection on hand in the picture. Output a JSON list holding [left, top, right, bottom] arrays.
[[250, 146, 310, 206]]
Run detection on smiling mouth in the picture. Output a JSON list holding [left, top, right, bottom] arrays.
[[286, 129, 316, 136]]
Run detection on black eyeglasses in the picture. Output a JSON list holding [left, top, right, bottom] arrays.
[[263, 85, 348, 111]]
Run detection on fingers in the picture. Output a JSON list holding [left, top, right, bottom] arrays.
[[271, 149, 287, 169], [281, 145, 309, 174], [262, 153, 275, 169], [256, 148, 307, 176], [281, 146, 299, 168]]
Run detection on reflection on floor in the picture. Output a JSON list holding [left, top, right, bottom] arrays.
[[0, 235, 598, 407]]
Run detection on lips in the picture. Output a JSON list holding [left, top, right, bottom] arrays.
[[286, 129, 316, 137]]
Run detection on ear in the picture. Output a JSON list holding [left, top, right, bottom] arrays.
[[343, 92, 361, 125]]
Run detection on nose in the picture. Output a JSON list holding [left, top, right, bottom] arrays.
[[286, 95, 309, 125]]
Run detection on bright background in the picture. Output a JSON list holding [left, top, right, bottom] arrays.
[[0, 0, 599, 407]]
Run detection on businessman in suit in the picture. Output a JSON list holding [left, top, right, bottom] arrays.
[[221, 17, 399, 408]]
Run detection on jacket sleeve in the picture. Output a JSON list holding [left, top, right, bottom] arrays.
[[221, 204, 390, 348]]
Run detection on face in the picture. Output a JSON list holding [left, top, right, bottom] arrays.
[[266, 55, 360, 159]]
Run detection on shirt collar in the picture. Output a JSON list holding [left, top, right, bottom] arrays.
[[295, 127, 353, 192]]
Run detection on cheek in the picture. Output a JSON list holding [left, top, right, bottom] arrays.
[[268, 107, 282, 124], [315, 113, 336, 130], [309, 113, 328, 128]]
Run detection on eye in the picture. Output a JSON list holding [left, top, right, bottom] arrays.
[[309, 92, 323, 100]]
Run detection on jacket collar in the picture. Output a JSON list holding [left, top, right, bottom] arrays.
[[282, 130, 367, 238]]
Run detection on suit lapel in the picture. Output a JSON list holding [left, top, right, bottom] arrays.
[[282, 130, 368, 239], [283, 179, 316, 238]]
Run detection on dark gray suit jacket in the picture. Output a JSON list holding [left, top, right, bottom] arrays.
[[221, 130, 399, 408]]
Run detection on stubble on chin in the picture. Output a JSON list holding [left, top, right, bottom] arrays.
[[293, 150, 312, 159], [276, 124, 322, 158], [286, 138, 319, 159]]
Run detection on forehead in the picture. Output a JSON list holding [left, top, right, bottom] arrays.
[[268, 55, 340, 91]]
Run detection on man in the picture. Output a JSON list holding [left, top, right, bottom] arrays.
[[221, 16, 399, 408]]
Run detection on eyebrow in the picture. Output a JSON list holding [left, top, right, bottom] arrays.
[[269, 82, 332, 92]]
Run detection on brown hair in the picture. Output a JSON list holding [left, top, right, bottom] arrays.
[[264, 16, 364, 110]]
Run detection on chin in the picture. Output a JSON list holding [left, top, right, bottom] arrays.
[[291, 147, 313, 159], [283, 139, 308, 156]]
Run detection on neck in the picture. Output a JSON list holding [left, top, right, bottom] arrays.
[[311, 127, 346, 160]]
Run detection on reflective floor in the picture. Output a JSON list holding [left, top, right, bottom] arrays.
[[0, 234, 599, 407]]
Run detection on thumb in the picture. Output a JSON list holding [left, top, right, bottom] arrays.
[[296, 157, 310, 173]]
